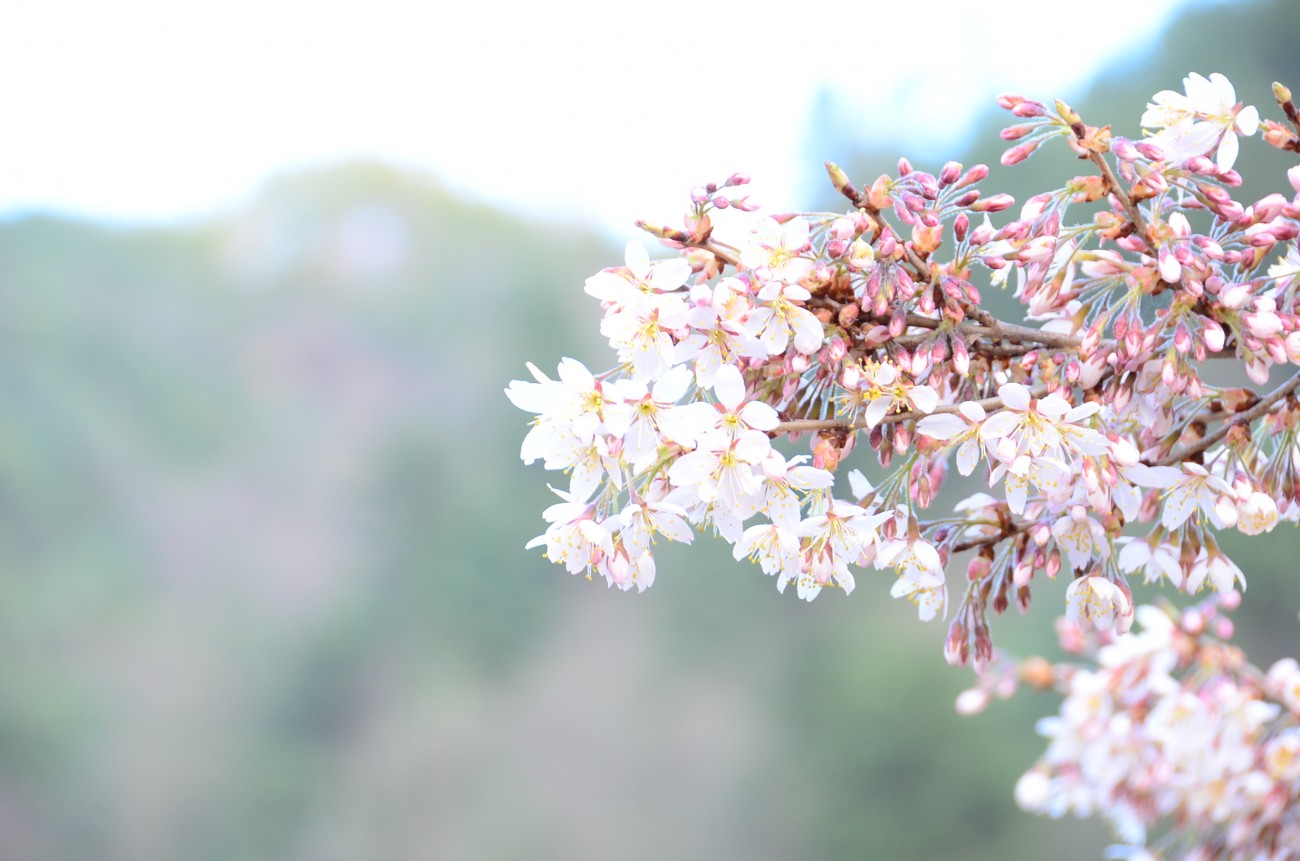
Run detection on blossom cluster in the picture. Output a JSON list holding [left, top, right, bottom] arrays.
[[510, 74, 1300, 856], [1009, 596, 1300, 860], [512, 73, 1300, 642]]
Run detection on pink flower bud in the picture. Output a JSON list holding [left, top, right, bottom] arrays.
[[725, 172, 750, 187], [1112, 138, 1140, 161], [957, 165, 989, 188], [1288, 165, 1300, 194], [1202, 321, 1226, 352], [1135, 141, 1165, 161], [1000, 142, 1037, 166], [944, 620, 968, 666], [972, 194, 1015, 213], [952, 339, 970, 375]]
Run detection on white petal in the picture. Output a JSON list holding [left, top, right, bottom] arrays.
[[917, 413, 967, 440], [998, 383, 1031, 411], [956, 437, 981, 476], [864, 397, 892, 428], [1161, 485, 1196, 530], [739, 401, 780, 431], [712, 364, 746, 410], [1215, 130, 1239, 172], [625, 241, 650, 278], [979, 410, 1021, 440], [1236, 105, 1260, 137], [791, 309, 825, 355], [958, 401, 987, 423], [908, 385, 939, 414]]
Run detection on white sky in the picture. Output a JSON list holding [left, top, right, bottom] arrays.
[[0, 0, 1217, 233]]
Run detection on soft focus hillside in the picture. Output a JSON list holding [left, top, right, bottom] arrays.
[[3, 2, 1300, 859]]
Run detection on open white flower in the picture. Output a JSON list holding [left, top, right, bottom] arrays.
[[1065, 575, 1134, 634], [1141, 72, 1259, 171], [980, 383, 1106, 459], [916, 401, 987, 475]]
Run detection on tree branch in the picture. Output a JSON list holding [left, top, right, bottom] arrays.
[[1150, 369, 1300, 466]]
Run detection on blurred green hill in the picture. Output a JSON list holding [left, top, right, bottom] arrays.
[[0, 161, 1107, 859]]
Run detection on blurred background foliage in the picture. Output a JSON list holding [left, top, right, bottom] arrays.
[[2, 1, 1299, 858]]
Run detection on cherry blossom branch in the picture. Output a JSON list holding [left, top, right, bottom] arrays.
[[951, 522, 1023, 554], [772, 385, 1053, 435], [1150, 368, 1300, 466], [1063, 109, 1157, 256]]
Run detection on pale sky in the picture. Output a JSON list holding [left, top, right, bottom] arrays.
[[0, 0, 1218, 233]]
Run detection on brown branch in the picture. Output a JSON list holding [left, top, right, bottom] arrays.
[[772, 385, 1053, 435], [862, 312, 1083, 350], [1150, 369, 1300, 466], [951, 523, 1021, 554]]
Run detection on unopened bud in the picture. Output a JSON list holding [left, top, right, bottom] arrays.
[[1000, 141, 1038, 166], [725, 172, 750, 187], [972, 194, 1015, 213], [957, 164, 989, 188], [1054, 99, 1080, 127]]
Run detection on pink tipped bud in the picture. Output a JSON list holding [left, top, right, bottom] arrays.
[[944, 620, 969, 666], [951, 338, 970, 375], [999, 123, 1036, 141], [1000, 141, 1037, 166], [972, 194, 1015, 213], [954, 190, 981, 208], [940, 161, 962, 187], [690, 186, 709, 205], [1202, 321, 1226, 352], [954, 213, 969, 243], [725, 172, 751, 187], [1183, 155, 1216, 175], [957, 164, 989, 188], [1012, 101, 1046, 118], [1255, 193, 1289, 222], [1112, 138, 1140, 161], [1135, 141, 1165, 161]]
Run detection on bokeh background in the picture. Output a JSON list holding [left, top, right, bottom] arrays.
[[1, 0, 1299, 858]]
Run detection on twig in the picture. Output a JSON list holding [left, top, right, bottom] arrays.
[[772, 385, 1053, 435], [1151, 369, 1300, 466]]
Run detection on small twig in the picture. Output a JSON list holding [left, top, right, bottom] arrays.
[[772, 385, 1052, 435], [1151, 369, 1300, 466]]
